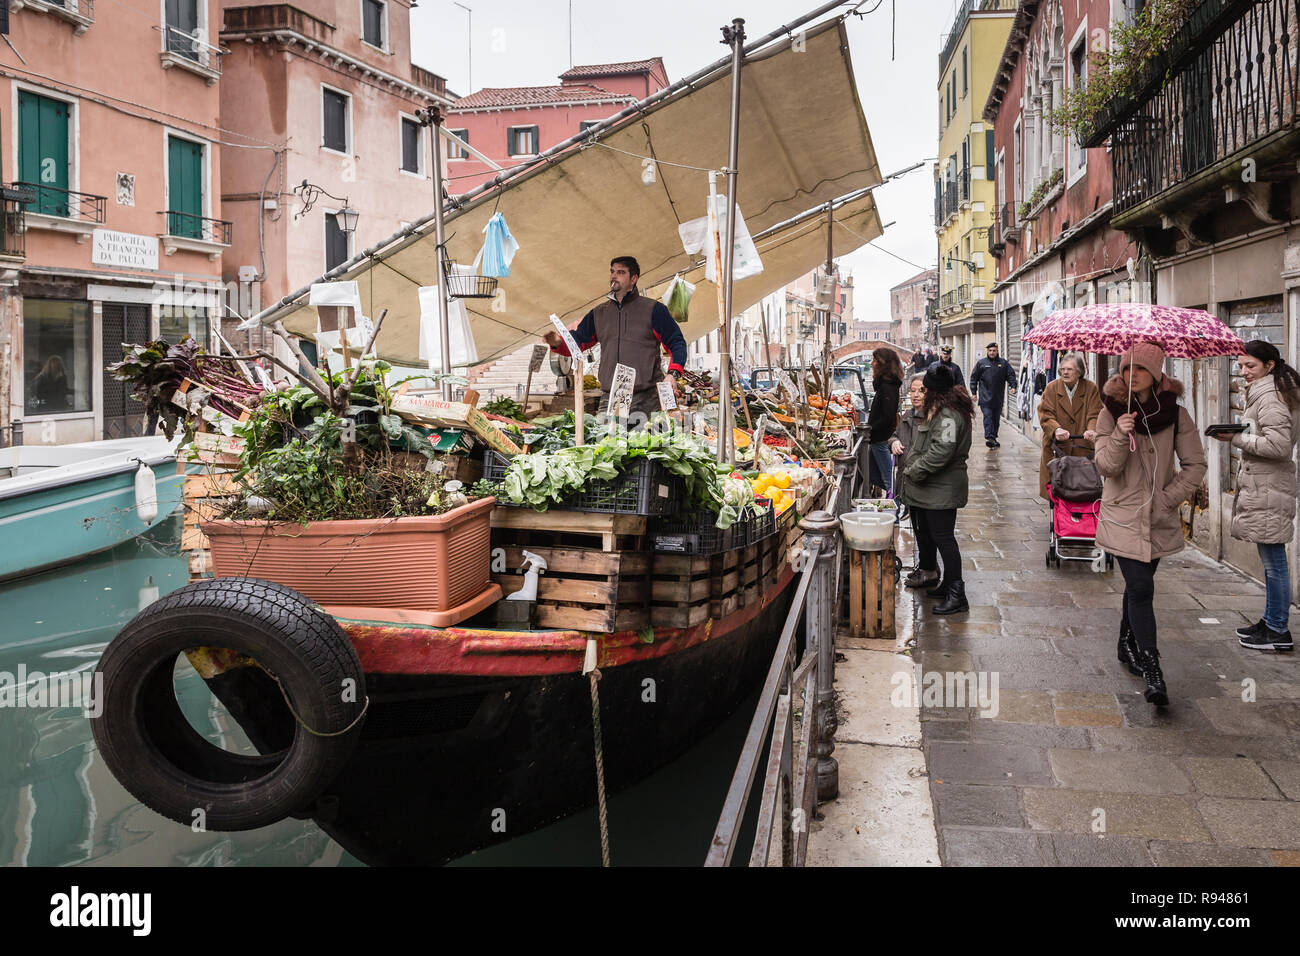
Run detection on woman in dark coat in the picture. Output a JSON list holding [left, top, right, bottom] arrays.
[[898, 364, 975, 614], [866, 347, 903, 496]]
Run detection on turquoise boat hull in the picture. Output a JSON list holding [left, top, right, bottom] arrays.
[[0, 438, 186, 583]]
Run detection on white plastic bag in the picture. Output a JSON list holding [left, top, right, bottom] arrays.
[[677, 196, 764, 283], [418, 271, 479, 368]]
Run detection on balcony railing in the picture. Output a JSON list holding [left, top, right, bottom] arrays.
[[163, 211, 232, 244], [940, 0, 1016, 71], [162, 25, 224, 77], [0, 193, 26, 259], [12, 0, 95, 30], [944, 184, 958, 219], [15, 182, 105, 222], [1110, 0, 1300, 215], [957, 284, 972, 305], [221, 3, 335, 42], [959, 165, 971, 203]]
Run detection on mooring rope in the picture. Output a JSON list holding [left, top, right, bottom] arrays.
[[584, 638, 612, 867]]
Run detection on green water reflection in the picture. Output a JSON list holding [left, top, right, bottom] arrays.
[[0, 516, 761, 866]]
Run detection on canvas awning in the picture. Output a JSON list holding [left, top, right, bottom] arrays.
[[252, 18, 882, 367]]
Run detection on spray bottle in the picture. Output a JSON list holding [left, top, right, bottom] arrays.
[[506, 550, 547, 601]]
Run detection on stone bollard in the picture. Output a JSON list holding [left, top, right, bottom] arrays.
[[801, 509, 840, 803]]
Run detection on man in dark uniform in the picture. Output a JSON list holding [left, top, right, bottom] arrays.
[[928, 345, 965, 390], [543, 256, 687, 420], [969, 341, 1018, 447]]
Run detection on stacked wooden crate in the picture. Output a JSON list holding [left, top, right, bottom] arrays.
[[649, 527, 785, 628], [176, 389, 246, 581], [489, 509, 651, 633]]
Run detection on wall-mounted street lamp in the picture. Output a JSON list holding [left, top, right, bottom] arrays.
[[944, 255, 978, 274], [293, 180, 358, 235]]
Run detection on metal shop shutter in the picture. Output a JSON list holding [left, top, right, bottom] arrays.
[[1227, 295, 1284, 491]]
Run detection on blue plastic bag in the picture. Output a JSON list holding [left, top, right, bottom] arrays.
[[476, 212, 520, 278]]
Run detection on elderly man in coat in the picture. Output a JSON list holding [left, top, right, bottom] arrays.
[[1037, 354, 1102, 499]]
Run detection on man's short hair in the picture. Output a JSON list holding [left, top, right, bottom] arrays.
[[610, 256, 641, 278]]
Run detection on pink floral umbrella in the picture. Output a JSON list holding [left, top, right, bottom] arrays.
[[1023, 303, 1244, 358]]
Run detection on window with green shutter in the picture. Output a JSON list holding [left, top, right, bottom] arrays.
[[18, 92, 71, 217], [168, 136, 204, 239]]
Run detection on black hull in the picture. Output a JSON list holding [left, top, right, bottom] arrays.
[[214, 589, 791, 865]]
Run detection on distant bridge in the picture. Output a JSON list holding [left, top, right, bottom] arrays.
[[832, 339, 914, 364]]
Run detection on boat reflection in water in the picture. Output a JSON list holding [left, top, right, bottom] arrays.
[[0, 515, 342, 867]]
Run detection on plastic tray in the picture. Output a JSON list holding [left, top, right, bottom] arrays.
[[485, 450, 676, 516], [650, 509, 739, 554]]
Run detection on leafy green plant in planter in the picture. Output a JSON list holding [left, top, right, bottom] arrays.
[[1046, 0, 1199, 141]]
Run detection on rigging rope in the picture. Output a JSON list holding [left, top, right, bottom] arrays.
[[584, 638, 612, 867]]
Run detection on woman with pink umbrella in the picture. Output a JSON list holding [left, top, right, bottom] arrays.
[[1025, 304, 1240, 705]]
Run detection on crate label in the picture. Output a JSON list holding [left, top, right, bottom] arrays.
[[655, 535, 689, 552], [656, 483, 670, 498]]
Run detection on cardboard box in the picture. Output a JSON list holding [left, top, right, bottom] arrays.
[[390, 397, 522, 456]]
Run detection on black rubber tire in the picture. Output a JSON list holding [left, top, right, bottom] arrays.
[[1105, 553, 1115, 572], [91, 577, 366, 831], [1045, 549, 1053, 569]]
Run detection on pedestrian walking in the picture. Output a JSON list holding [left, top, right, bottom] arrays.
[[1095, 342, 1207, 705], [891, 372, 927, 577], [928, 345, 966, 390], [910, 350, 927, 374], [970, 342, 1017, 447], [867, 347, 904, 496], [899, 364, 974, 614], [1212, 339, 1299, 652], [1036, 353, 1101, 499]]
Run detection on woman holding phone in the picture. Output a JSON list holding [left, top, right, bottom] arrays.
[[1211, 340, 1300, 652]]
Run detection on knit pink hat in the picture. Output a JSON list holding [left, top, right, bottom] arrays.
[[1119, 341, 1166, 380]]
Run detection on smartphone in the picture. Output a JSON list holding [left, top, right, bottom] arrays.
[[1204, 423, 1247, 436]]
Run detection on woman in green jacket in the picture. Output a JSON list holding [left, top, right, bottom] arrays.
[[900, 364, 974, 615]]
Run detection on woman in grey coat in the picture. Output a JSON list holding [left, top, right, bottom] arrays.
[[1212, 339, 1300, 652]]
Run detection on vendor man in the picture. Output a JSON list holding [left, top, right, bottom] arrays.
[[543, 256, 687, 419]]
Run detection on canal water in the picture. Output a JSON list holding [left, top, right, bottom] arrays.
[[0, 514, 762, 867]]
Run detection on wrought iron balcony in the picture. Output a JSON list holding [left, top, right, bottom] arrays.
[[15, 182, 105, 222], [957, 284, 972, 306], [163, 211, 232, 244], [0, 190, 27, 259], [10, 0, 94, 32], [1109, 0, 1300, 217], [943, 184, 958, 219], [959, 165, 971, 204]]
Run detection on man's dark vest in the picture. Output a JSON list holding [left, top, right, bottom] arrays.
[[590, 288, 663, 393]]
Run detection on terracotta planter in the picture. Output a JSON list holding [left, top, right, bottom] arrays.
[[202, 497, 500, 627]]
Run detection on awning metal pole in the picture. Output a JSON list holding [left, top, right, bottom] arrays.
[[719, 16, 746, 466], [424, 106, 454, 400], [821, 201, 834, 394]]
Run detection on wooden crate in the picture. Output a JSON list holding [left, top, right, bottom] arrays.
[[491, 543, 649, 634], [649, 551, 714, 629], [490, 507, 646, 551], [846, 547, 897, 639]]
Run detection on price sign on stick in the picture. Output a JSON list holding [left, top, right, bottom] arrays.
[[551, 314, 585, 444], [529, 343, 548, 373], [776, 369, 798, 402], [609, 363, 637, 430], [656, 380, 678, 412]]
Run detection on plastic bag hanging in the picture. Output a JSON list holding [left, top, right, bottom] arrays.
[[677, 196, 764, 283], [660, 274, 695, 324], [474, 212, 520, 279]]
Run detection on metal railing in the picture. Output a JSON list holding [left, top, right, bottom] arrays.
[[163, 24, 224, 75], [943, 183, 957, 218], [939, 288, 958, 310], [706, 451, 856, 866], [1110, 0, 1300, 214], [0, 195, 26, 258], [15, 182, 105, 222], [163, 210, 232, 244], [958, 165, 971, 203], [958, 283, 972, 305], [32, 0, 95, 22]]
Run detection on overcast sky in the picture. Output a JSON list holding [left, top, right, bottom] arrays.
[[411, 0, 964, 328]]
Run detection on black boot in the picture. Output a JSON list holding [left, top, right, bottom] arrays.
[[933, 581, 969, 615], [925, 581, 948, 598], [1117, 623, 1142, 677], [1134, 648, 1168, 705], [904, 568, 940, 588]]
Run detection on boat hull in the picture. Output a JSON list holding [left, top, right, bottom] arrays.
[[206, 567, 795, 865], [0, 439, 183, 582]]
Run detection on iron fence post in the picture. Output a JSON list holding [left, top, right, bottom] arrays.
[[833, 450, 856, 514], [801, 509, 839, 802]]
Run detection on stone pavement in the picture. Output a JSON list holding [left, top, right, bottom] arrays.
[[835, 424, 1300, 867]]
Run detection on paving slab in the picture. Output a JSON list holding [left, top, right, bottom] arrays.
[[1260, 760, 1300, 800], [939, 827, 1053, 866], [1148, 842, 1273, 867], [1048, 750, 1192, 794], [1197, 797, 1300, 849], [1022, 788, 1211, 842], [1179, 757, 1283, 799]]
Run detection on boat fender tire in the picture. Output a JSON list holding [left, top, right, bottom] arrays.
[[91, 577, 366, 831]]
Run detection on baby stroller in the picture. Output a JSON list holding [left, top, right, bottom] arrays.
[[1045, 434, 1113, 572]]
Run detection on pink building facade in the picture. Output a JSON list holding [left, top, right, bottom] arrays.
[[888, 268, 938, 350], [446, 59, 669, 196], [984, 0, 1136, 428], [217, 1, 452, 355], [2, 0, 229, 444]]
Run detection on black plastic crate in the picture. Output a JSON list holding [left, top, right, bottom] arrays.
[[485, 450, 676, 516], [746, 505, 777, 545], [651, 508, 738, 554]]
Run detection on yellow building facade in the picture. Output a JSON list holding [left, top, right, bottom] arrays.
[[934, 1, 1015, 376]]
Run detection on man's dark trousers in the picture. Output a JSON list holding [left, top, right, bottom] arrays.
[[980, 401, 999, 440]]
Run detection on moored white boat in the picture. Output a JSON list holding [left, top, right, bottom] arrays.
[[0, 436, 185, 582]]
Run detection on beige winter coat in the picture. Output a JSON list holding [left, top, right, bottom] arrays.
[[1229, 374, 1299, 544], [1094, 375, 1207, 563]]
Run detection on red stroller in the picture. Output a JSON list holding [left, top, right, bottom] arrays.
[[1045, 434, 1113, 572]]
